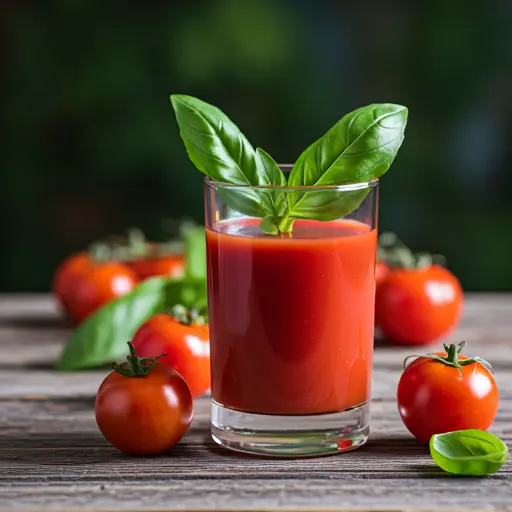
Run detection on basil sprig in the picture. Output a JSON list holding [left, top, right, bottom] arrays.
[[171, 94, 408, 235], [430, 430, 508, 476]]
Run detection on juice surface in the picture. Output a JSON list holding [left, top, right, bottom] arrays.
[[206, 218, 377, 415]]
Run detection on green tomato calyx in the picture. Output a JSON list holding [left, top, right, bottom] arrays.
[[404, 341, 494, 375], [112, 341, 167, 378]]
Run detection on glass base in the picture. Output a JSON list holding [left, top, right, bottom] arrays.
[[211, 400, 369, 457]]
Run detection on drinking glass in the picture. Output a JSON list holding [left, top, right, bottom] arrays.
[[205, 172, 378, 456]]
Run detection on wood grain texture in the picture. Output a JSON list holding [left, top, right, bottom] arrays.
[[0, 294, 511, 511]]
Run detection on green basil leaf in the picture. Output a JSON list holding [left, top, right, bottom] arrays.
[[183, 224, 206, 280], [256, 147, 287, 213], [289, 103, 408, 187], [430, 430, 508, 476], [217, 186, 266, 218], [57, 277, 207, 370], [260, 215, 279, 235], [287, 187, 371, 222], [286, 103, 407, 220], [171, 94, 272, 187], [170, 95, 288, 228]]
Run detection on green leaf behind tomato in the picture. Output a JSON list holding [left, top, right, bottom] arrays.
[[430, 429, 508, 476], [182, 224, 206, 280], [57, 277, 207, 370]]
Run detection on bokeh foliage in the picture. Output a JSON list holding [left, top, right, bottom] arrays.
[[1, 0, 511, 291]]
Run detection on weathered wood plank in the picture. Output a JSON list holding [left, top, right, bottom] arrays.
[[0, 398, 510, 478], [2, 478, 512, 510], [0, 294, 511, 511]]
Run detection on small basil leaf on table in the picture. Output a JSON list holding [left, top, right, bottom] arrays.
[[57, 277, 207, 370], [430, 429, 508, 476], [282, 103, 408, 230]]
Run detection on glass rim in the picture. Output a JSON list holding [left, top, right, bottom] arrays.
[[204, 175, 379, 193]]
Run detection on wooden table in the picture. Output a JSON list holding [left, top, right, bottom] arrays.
[[0, 294, 511, 511]]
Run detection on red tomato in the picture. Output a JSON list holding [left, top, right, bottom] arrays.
[[52, 252, 92, 312], [132, 312, 210, 398], [375, 264, 463, 345], [375, 260, 390, 288], [67, 262, 138, 323], [397, 342, 498, 443], [126, 254, 185, 281], [95, 343, 193, 455]]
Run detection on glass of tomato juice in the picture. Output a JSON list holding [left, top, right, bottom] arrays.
[[205, 171, 378, 457]]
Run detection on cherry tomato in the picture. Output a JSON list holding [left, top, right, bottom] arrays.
[[52, 252, 92, 313], [132, 309, 210, 398], [375, 264, 463, 345], [95, 342, 193, 455], [375, 260, 390, 288], [397, 342, 498, 444], [67, 262, 138, 323], [126, 254, 185, 281]]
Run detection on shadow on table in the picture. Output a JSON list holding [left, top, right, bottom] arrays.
[[0, 432, 206, 467]]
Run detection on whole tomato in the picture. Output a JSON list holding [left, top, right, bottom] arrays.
[[67, 262, 138, 323], [126, 254, 185, 281], [132, 306, 210, 398], [397, 342, 498, 444], [375, 264, 463, 345], [52, 252, 92, 312], [95, 342, 193, 455]]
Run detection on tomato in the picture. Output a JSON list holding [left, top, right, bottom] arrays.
[[375, 264, 463, 345], [132, 309, 210, 398], [126, 254, 185, 281], [52, 252, 92, 313], [397, 342, 498, 444], [95, 342, 193, 455], [375, 260, 390, 288], [67, 262, 138, 323]]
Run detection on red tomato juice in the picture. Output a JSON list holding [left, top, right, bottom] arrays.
[[206, 218, 377, 416]]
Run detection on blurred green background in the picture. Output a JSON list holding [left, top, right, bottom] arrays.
[[1, 0, 511, 292]]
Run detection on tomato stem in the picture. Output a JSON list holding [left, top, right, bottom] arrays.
[[378, 232, 446, 269], [112, 342, 167, 377], [170, 304, 208, 326]]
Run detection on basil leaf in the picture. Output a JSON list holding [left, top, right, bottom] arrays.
[[183, 224, 206, 280], [289, 103, 408, 187], [260, 215, 279, 235], [171, 94, 261, 185], [217, 187, 266, 218], [170, 95, 288, 232], [430, 430, 508, 476], [286, 187, 371, 222], [57, 277, 206, 370], [256, 147, 287, 212], [286, 103, 407, 222]]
